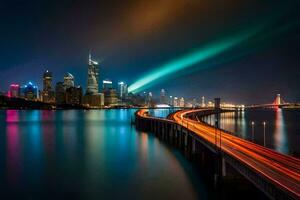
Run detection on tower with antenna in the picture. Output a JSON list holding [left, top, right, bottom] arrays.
[[86, 52, 100, 95]]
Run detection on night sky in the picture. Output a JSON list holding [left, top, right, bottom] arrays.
[[0, 0, 299, 104]]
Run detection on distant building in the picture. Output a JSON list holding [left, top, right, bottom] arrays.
[[83, 93, 104, 108], [43, 70, 52, 91], [9, 84, 20, 98], [207, 101, 214, 107], [41, 70, 55, 103], [169, 96, 173, 106], [86, 53, 99, 95], [192, 98, 197, 107], [63, 73, 75, 89], [160, 89, 166, 104], [22, 82, 38, 100], [55, 82, 66, 105], [127, 93, 145, 106], [201, 96, 205, 107], [146, 92, 153, 107], [101, 79, 117, 106], [104, 89, 118, 106], [103, 79, 113, 90], [117, 81, 128, 100], [173, 97, 179, 107], [179, 97, 185, 107], [214, 98, 221, 110], [66, 86, 83, 105]]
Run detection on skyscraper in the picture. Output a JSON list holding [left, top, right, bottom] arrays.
[[118, 81, 128, 99], [179, 97, 185, 107], [8, 84, 20, 98], [103, 79, 113, 91], [86, 53, 99, 95], [201, 96, 205, 107], [169, 96, 173, 106], [42, 70, 55, 103], [22, 82, 38, 100], [104, 89, 118, 106], [214, 98, 221, 109], [66, 86, 83, 105], [55, 82, 66, 105], [83, 53, 104, 108], [173, 97, 179, 107], [160, 89, 166, 104], [43, 70, 52, 91], [147, 92, 153, 107], [63, 73, 75, 89]]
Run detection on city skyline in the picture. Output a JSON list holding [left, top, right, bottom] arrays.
[[1, 53, 295, 106]]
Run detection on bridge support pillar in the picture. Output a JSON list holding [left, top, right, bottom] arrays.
[[184, 132, 188, 147], [192, 138, 201, 154], [222, 157, 226, 177]]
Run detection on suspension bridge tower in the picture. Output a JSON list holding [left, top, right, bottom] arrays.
[[273, 94, 284, 106]]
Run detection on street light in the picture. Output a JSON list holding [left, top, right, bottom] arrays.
[[251, 121, 255, 142], [263, 121, 266, 147]]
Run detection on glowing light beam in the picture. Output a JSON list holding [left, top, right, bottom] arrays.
[[128, 29, 260, 93]]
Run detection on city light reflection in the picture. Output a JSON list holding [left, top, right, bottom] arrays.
[[6, 110, 19, 123], [6, 113, 21, 185], [274, 108, 289, 154]]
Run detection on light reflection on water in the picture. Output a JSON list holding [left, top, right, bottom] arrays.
[[0, 109, 206, 200], [274, 109, 288, 154], [204, 109, 299, 157]]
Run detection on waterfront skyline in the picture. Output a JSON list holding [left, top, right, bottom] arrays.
[[0, 0, 299, 104]]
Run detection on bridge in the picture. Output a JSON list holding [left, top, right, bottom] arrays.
[[135, 108, 300, 200], [246, 94, 292, 109]]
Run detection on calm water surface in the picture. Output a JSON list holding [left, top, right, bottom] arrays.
[[0, 109, 208, 200], [203, 109, 300, 158]]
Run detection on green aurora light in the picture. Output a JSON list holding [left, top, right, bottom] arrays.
[[128, 28, 261, 94]]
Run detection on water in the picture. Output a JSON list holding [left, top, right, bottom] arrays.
[[203, 109, 300, 158], [0, 109, 208, 200]]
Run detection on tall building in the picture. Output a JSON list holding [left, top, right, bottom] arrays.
[[86, 53, 99, 95], [83, 93, 104, 108], [117, 81, 128, 99], [104, 89, 118, 106], [103, 79, 113, 90], [214, 98, 221, 110], [43, 70, 52, 91], [169, 96, 173, 106], [22, 82, 38, 100], [179, 97, 185, 107], [147, 92, 153, 107], [201, 96, 205, 107], [192, 98, 197, 107], [55, 82, 66, 105], [42, 70, 55, 103], [66, 86, 83, 105], [8, 84, 20, 98], [102, 80, 118, 106], [160, 89, 166, 104], [63, 73, 75, 89], [173, 97, 179, 107], [84, 53, 104, 107]]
